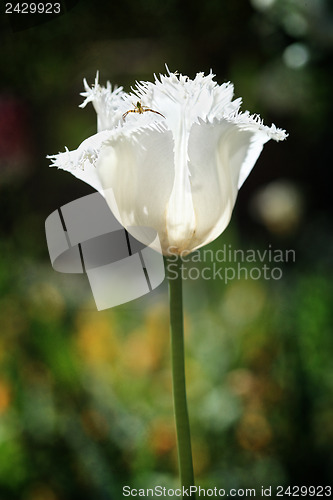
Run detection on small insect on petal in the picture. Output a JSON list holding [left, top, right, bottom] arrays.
[[122, 101, 165, 120]]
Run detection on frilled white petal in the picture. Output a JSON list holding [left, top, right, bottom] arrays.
[[80, 72, 127, 132], [129, 69, 241, 135], [165, 111, 196, 253], [48, 131, 111, 194], [96, 127, 175, 252], [187, 120, 237, 251], [226, 111, 287, 188], [117, 70, 245, 254], [186, 119, 281, 252]]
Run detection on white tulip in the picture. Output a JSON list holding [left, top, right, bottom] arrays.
[[49, 69, 287, 255]]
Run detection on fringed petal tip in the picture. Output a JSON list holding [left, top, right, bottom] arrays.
[[47, 150, 69, 169], [266, 124, 288, 141], [79, 71, 125, 110], [79, 71, 101, 108], [224, 110, 288, 141], [77, 68, 288, 142], [47, 148, 88, 172], [47, 131, 112, 173]]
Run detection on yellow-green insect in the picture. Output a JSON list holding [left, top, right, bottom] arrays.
[[122, 101, 165, 120]]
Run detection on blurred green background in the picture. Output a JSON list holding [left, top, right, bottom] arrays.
[[0, 0, 333, 499]]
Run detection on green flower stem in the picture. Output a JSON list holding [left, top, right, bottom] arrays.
[[165, 256, 196, 499]]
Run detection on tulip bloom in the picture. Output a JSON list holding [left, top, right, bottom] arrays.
[[49, 69, 287, 255]]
